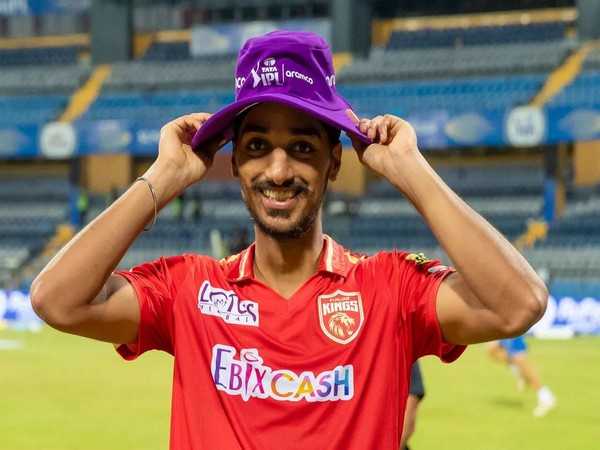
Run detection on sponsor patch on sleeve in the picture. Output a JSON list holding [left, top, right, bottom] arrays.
[[405, 252, 432, 266]]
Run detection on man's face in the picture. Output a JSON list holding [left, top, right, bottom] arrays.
[[232, 103, 341, 239]]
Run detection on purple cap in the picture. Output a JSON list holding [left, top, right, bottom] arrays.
[[191, 30, 370, 150]]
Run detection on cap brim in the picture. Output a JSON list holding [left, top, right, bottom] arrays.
[[191, 93, 371, 150]]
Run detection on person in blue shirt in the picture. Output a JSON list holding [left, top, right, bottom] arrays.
[[488, 336, 556, 417]]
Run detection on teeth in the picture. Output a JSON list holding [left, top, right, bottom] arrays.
[[263, 189, 296, 201]]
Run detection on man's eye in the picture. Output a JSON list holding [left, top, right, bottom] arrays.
[[290, 141, 314, 154], [247, 139, 268, 152]]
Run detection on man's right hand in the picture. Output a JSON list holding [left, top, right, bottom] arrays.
[[147, 113, 226, 207]]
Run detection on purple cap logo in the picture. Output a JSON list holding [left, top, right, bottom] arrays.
[[248, 57, 316, 90], [250, 58, 285, 88]]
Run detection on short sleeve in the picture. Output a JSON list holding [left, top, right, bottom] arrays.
[[114, 255, 190, 360], [373, 251, 466, 363]]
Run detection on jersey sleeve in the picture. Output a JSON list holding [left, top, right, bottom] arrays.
[[113, 254, 190, 360], [374, 251, 466, 363]]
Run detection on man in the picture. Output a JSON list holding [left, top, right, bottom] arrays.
[[488, 337, 556, 417], [31, 31, 547, 449], [401, 362, 426, 450]]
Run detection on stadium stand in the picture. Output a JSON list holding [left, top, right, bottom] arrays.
[[102, 57, 235, 91], [0, 64, 89, 129], [0, 176, 69, 286], [0, 45, 84, 66], [386, 21, 569, 49], [0, 65, 89, 95], [141, 41, 192, 61], [340, 75, 545, 117], [81, 89, 234, 122], [0, 94, 68, 125], [338, 164, 544, 252], [548, 69, 600, 107], [338, 41, 576, 82], [583, 46, 600, 70]]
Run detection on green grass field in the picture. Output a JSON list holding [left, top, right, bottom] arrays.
[[1, 327, 598, 450]]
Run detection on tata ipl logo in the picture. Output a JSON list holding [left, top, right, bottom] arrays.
[[235, 56, 316, 90], [251, 57, 284, 88]]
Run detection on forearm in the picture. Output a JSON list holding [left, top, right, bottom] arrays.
[[388, 153, 547, 327], [31, 162, 184, 317]]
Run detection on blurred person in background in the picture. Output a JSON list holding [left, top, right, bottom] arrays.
[[190, 190, 203, 222], [488, 337, 556, 417], [76, 188, 89, 227], [174, 192, 186, 222], [400, 361, 426, 450], [31, 31, 548, 449]]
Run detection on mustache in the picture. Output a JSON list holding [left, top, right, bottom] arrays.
[[251, 178, 310, 194]]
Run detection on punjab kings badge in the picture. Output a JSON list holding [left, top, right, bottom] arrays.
[[318, 290, 364, 345]]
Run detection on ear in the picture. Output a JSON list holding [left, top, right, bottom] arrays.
[[231, 146, 239, 178], [328, 142, 342, 181]]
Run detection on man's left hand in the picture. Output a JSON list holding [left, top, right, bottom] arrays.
[[347, 111, 423, 191]]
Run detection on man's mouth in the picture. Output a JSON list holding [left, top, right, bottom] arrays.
[[261, 189, 299, 201], [258, 187, 303, 210]]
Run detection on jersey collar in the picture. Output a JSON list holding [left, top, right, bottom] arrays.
[[224, 234, 356, 282]]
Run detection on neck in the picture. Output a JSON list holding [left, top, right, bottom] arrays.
[[253, 216, 325, 298]]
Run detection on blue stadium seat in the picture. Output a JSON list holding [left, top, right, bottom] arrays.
[[0, 46, 83, 66], [81, 90, 234, 122], [0, 95, 67, 125], [387, 22, 568, 49], [0, 177, 70, 277], [548, 70, 600, 108], [143, 42, 191, 61], [338, 75, 545, 117]]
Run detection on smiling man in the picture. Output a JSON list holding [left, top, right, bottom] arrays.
[[233, 103, 339, 242], [31, 31, 548, 450]]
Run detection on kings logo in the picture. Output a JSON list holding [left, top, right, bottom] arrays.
[[317, 290, 364, 345]]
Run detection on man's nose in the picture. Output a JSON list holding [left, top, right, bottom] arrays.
[[264, 147, 294, 186]]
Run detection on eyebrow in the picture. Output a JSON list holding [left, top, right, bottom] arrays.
[[289, 126, 322, 138], [241, 123, 323, 139], [241, 124, 268, 134]]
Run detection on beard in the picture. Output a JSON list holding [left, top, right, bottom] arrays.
[[241, 177, 326, 240]]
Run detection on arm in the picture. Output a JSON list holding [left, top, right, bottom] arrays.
[[350, 113, 548, 345], [31, 113, 223, 344]]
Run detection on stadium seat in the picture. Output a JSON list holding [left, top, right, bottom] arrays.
[[338, 41, 575, 82], [386, 22, 569, 49], [0, 177, 69, 279], [0, 46, 84, 67], [103, 58, 236, 91]]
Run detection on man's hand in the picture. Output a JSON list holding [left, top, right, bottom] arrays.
[[347, 111, 427, 197], [145, 113, 226, 207]]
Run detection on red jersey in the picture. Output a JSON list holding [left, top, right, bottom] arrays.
[[116, 236, 465, 450]]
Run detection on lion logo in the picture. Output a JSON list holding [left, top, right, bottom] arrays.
[[328, 312, 356, 340], [318, 290, 364, 345]]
